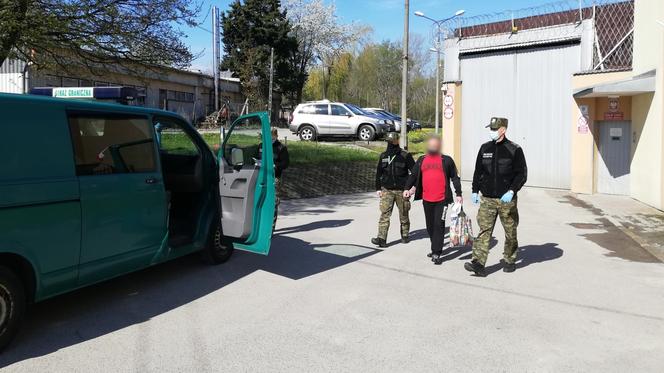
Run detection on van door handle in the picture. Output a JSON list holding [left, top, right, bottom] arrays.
[[145, 177, 160, 185]]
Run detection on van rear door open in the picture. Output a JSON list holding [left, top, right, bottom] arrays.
[[218, 112, 275, 255]]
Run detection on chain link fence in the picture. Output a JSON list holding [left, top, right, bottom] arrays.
[[438, 0, 634, 71]]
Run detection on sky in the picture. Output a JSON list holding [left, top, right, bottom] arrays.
[[184, 0, 547, 72]]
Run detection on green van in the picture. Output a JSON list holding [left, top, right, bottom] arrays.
[[0, 93, 275, 350]]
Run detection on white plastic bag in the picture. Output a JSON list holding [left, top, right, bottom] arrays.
[[449, 204, 474, 247]]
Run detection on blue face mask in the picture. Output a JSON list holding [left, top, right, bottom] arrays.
[[489, 130, 501, 141]]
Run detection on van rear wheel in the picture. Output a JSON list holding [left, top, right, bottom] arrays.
[[0, 266, 26, 352], [203, 221, 234, 265]]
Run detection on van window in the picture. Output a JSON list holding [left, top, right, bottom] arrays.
[[224, 116, 262, 168], [67, 113, 156, 175], [154, 118, 200, 156]]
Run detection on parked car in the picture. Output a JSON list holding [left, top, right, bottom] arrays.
[[363, 108, 421, 132], [352, 105, 397, 132], [289, 100, 391, 141], [0, 92, 276, 350]]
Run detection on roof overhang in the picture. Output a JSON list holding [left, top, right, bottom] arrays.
[[574, 70, 656, 98]]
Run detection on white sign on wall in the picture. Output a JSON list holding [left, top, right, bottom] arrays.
[[578, 115, 590, 134], [444, 107, 454, 120]]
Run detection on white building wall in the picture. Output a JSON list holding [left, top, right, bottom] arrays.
[[0, 59, 26, 93], [630, 0, 664, 209]]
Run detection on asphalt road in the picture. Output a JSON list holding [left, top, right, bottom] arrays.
[[2, 186, 663, 372]]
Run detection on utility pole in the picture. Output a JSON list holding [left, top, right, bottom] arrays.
[[212, 6, 220, 112], [268, 47, 274, 123], [400, 0, 410, 149]]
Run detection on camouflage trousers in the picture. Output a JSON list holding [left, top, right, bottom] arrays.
[[471, 196, 519, 266], [273, 177, 282, 230], [377, 188, 411, 240]]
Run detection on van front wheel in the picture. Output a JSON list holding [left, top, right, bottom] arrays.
[[204, 221, 234, 265], [0, 266, 26, 352]]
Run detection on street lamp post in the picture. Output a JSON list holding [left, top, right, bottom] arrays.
[[415, 9, 465, 135], [430, 44, 441, 135], [400, 0, 410, 149]]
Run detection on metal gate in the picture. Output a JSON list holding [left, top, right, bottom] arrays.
[[459, 43, 581, 189], [597, 121, 631, 195]]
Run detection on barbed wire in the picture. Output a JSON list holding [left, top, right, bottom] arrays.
[[436, 0, 634, 71]]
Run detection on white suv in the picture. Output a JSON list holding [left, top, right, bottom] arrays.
[[289, 101, 391, 141]]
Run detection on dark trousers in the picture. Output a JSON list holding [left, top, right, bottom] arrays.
[[423, 200, 446, 255]]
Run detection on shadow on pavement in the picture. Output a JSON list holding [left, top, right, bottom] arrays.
[[484, 242, 564, 275], [408, 227, 451, 244], [0, 220, 380, 368], [275, 219, 352, 235]]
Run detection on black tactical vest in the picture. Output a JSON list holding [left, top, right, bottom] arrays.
[[380, 149, 410, 190]]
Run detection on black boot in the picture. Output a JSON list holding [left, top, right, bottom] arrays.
[[371, 237, 387, 248], [502, 260, 516, 273], [464, 260, 486, 277], [432, 253, 443, 265], [401, 236, 409, 244]]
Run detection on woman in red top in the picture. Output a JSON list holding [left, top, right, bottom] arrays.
[[405, 136, 462, 264]]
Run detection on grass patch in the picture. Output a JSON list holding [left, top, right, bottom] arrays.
[[355, 128, 434, 158], [199, 133, 378, 165]]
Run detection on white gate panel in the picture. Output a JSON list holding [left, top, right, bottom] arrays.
[[459, 51, 516, 181], [460, 43, 581, 189]]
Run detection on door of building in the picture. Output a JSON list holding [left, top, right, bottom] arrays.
[[597, 121, 631, 195]]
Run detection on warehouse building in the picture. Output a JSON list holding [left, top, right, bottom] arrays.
[[442, 0, 664, 210], [0, 59, 244, 124]]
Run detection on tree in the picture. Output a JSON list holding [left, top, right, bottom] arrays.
[[301, 33, 437, 126], [282, 0, 368, 103], [221, 0, 298, 109], [0, 0, 199, 72]]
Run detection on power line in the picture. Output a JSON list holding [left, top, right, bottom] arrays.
[[197, 25, 213, 34], [200, 4, 212, 24]]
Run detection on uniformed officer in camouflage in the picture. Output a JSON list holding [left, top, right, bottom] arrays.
[[465, 118, 527, 276], [371, 132, 415, 248]]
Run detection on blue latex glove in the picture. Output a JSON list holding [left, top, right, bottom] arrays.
[[471, 193, 480, 204], [500, 190, 514, 203]]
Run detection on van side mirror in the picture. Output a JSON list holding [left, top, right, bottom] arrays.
[[230, 148, 244, 168]]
